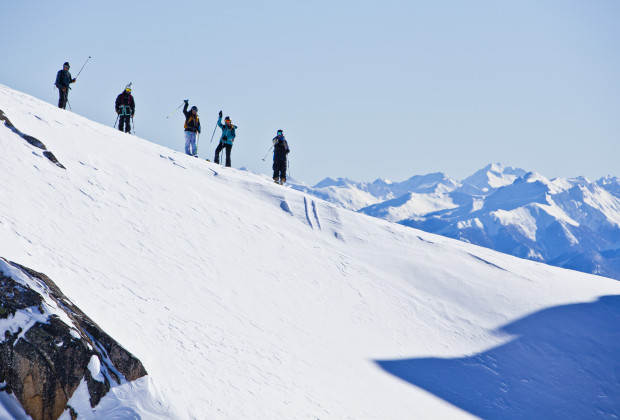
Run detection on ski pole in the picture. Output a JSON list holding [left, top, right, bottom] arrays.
[[209, 121, 218, 143], [67, 99, 72, 111], [75, 56, 91, 79], [261, 145, 273, 161], [166, 102, 185, 119], [114, 114, 119, 128]]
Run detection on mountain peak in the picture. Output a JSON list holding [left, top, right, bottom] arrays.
[[460, 163, 528, 194], [313, 176, 354, 189]]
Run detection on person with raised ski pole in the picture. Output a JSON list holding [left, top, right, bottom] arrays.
[[214, 111, 237, 167], [272, 129, 290, 184], [54, 62, 76, 109], [183, 100, 201, 157], [115, 84, 135, 133]]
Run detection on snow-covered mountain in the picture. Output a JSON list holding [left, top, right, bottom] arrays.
[[457, 163, 528, 195], [292, 172, 459, 211], [1, 84, 620, 419], [294, 164, 620, 280]]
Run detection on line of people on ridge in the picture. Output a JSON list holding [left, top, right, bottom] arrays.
[[54, 61, 291, 184], [54, 62, 136, 133]]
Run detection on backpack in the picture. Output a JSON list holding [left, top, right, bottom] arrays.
[[184, 115, 199, 131]]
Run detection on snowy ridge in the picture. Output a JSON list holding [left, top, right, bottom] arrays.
[[295, 164, 620, 280], [1, 84, 620, 418]]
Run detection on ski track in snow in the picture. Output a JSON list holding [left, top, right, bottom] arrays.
[[303, 197, 313, 229], [311, 200, 322, 230], [1, 84, 619, 419]]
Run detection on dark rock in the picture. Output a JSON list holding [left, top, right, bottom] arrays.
[[42, 151, 66, 169], [0, 109, 65, 169], [0, 259, 147, 420]]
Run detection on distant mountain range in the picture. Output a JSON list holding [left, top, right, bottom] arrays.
[[292, 164, 620, 280]]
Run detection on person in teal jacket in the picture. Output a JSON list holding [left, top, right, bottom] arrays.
[[214, 111, 237, 167]]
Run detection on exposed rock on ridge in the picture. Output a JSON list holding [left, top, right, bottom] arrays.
[[0, 258, 147, 420], [0, 109, 65, 169]]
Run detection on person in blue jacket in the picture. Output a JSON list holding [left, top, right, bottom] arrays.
[[214, 111, 237, 167]]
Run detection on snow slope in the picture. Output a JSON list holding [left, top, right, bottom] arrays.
[[1, 84, 620, 419], [297, 165, 620, 280]]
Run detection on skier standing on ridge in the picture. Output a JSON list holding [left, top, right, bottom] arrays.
[[183, 100, 201, 157], [272, 129, 290, 184], [115, 84, 135, 133], [54, 62, 76, 109], [214, 111, 237, 167]]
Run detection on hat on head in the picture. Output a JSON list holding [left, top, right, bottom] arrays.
[[225, 116, 231, 122], [63, 62, 70, 68], [125, 83, 132, 92], [191, 106, 198, 112]]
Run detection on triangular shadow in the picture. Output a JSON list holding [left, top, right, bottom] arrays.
[[376, 295, 620, 419]]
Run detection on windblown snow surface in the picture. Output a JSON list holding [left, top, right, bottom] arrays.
[[1, 85, 619, 419]]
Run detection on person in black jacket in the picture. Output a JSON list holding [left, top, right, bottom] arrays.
[[115, 84, 135, 133], [183, 100, 201, 156], [54, 62, 76, 109], [272, 129, 290, 184]]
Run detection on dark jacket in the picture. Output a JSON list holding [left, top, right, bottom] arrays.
[[183, 103, 201, 133], [273, 135, 290, 160], [55, 69, 73, 90], [115, 91, 135, 116]]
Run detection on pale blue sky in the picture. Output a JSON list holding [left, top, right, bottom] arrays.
[[2, 0, 618, 185]]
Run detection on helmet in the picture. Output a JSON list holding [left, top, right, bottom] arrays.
[[63, 62, 70, 68], [225, 116, 231, 122], [277, 129, 283, 134], [191, 106, 198, 112]]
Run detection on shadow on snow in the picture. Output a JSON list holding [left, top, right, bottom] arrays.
[[376, 295, 620, 419]]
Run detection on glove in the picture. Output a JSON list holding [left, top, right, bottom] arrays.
[[184, 99, 189, 104], [71, 78, 76, 83], [219, 110, 222, 118]]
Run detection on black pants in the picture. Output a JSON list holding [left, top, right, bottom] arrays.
[[214, 143, 232, 167], [58, 88, 68, 109], [119, 115, 131, 133], [273, 157, 287, 180]]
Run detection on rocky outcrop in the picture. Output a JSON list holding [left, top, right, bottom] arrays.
[[0, 109, 65, 169], [0, 258, 147, 420]]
